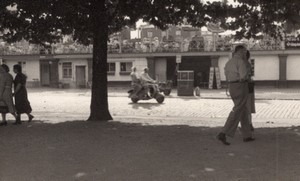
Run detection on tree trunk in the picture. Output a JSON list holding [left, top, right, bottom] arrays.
[[87, 1, 113, 121]]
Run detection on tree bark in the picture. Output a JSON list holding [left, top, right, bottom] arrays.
[[87, 1, 113, 121]]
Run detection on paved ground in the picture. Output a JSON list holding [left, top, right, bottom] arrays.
[[106, 86, 300, 100], [1, 87, 300, 181], [22, 87, 300, 128]]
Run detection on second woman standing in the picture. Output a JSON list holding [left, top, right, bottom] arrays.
[[13, 64, 34, 123]]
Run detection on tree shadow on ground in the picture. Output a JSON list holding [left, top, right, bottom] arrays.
[[0, 121, 300, 181], [129, 102, 164, 110]]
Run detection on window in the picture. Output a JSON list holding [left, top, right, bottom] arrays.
[[120, 62, 132, 75], [176, 30, 181, 36], [62, 62, 72, 78], [107, 63, 116, 74]]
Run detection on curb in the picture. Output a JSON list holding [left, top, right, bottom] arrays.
[[108, 94, 300, 101]]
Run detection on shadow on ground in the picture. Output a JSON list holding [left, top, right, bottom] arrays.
[[1, 121, 300, 181], [129, 102, 165, 110]]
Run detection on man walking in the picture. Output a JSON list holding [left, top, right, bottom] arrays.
[[217, 45, 254, 145]]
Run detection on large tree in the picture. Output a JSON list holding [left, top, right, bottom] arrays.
[[0, 0, 207, 121]]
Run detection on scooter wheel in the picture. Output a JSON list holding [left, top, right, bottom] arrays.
[[155, 94, 165, 103], [131, 97, 139, 103]]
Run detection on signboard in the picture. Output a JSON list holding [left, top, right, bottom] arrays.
[[176, 55, 181, 63], [285, 35, 300, 49]]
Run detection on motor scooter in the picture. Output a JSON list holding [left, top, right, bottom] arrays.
[[128, 84, 165, 103]]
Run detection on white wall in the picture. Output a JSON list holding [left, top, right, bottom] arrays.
[[5, 59, 40, 82], [107, 58, 147, 81], [129, 58, 148, 76], [57, 57, 148, 83], [5, 61, 18, 77], [252, 55, 279, 80], [25, 60, 40, 81], [218, 55, 230, 81], [287, 55, 300, 80], [218, 55, 279, 81]]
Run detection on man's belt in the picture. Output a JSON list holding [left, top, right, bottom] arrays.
[[228, 80, 248, 83]]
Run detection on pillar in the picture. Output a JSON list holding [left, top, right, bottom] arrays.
[[278, 54, 288, 88]]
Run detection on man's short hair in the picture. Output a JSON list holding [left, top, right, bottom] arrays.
[[143, 67, 149, 71], [131, 66, 136, 71], [234, 45, 246, 53]]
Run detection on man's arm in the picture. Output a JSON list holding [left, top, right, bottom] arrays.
[[237, 58, 249, 81], [140, 73, 155, 83]]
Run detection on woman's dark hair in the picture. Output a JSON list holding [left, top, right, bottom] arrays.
[[246, 50, 250, 60], [234, 45, 246, 53], [13, 64, 22, 73], [1, 64, 9, 73]]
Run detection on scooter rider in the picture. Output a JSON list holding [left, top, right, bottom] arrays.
[[140, 67, 159, 97], [130, 66, 142, 96]]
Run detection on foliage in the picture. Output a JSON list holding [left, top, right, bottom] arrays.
[[224, 0, 300, 39], [2, 0, 300, 43], [0, 0, 207, 46]]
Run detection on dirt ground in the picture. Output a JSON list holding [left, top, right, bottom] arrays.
[[1, 120, 300, 181]]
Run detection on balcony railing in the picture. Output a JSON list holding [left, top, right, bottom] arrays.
[[0, 36, 285, 55]]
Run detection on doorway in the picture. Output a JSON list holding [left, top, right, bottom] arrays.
[[40, 63, 50, 86], [155, 58, 167, 82], [76, 66, 86, 88], [179, 56, 211, 87], [40, 59, 59, 87]]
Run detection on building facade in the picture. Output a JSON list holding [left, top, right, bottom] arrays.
[[1, 49, 300, 89], [1, 25, 300, 89]]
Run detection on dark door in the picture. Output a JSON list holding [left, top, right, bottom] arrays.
[[49, 60, 59, 88], [76, 66, 86, 88], [40, 62, 50, 86], [179, 56, 211, 87], [40, 59, 59, 87]]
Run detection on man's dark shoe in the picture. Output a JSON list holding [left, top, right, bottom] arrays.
[[13, 121, 22, 125], [243, 137, 255, 142], [28, 115, 34, 122], [217, 133, 230, 145]]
